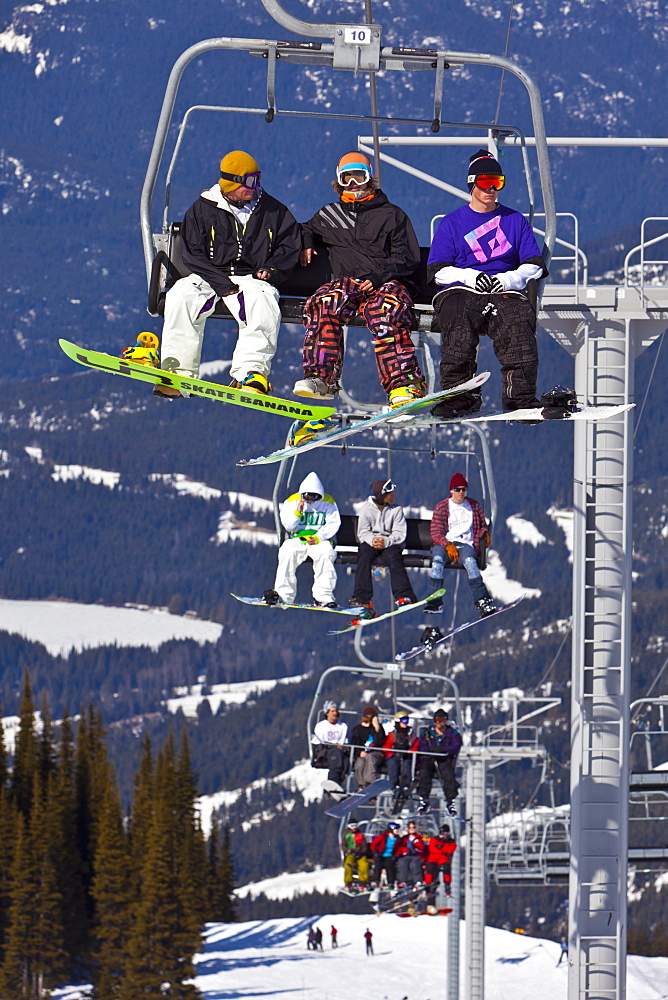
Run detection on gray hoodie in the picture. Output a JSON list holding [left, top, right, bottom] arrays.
[[356, 496, 407, 548]]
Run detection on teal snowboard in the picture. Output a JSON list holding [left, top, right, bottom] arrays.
[[327, 588, 447, 636], [231, 594, 363, 616], [58, 339, 336, 421], [237, 374, 491, 467]]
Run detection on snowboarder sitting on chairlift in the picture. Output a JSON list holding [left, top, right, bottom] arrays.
[[422, 472, 496, 648], [290, 150, 426, 447], [416, 709, 463, 816], [427, 148, 548, 418], [152, 149, 301, 399], [263, 471, 340, 608]]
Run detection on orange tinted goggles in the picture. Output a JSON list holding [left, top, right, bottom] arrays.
[[474, 174, 505, 191]]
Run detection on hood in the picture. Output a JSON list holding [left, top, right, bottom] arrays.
[[200, 182, 260, 214], [299, 472, 325, 499], [200, 182, 228, 208]]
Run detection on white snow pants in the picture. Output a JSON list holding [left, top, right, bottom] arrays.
[[161, 272, 281, 381], [274, 537, 338, 605]]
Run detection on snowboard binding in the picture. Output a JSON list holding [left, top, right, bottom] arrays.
[[540, 385, 579, 420]]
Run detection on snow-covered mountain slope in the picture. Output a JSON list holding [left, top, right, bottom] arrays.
[[53, 914, 668, 1000]]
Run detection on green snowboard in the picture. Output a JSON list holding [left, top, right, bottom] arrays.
[[58, 339, 336, 421], [327, 588, 447, 635]]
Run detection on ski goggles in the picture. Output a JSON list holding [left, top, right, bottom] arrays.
[[301, 492, 321, 502], [381, 479, 397, 495], [220, 169, 262, 189], [469, 174, 506, 191], [337, 164, 372, 187]]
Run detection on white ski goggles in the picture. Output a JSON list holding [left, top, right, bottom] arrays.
[[337, 163, 372, 187]]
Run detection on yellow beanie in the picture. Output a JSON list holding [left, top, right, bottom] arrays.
[[219, 150, 260, 193]]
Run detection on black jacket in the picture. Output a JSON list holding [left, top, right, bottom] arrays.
[[180, 183, 302, 297], [350, 721, 387, 759], [301, 191, 420, 289]]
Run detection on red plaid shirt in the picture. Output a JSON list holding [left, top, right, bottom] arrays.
[[430, 496, 489, 554]]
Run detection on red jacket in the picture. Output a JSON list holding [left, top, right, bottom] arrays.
[[395, 833, 428, 860], [370, 831, 401, 856], [431, 496, 489, 555], [426, 836, 457, 867], [382, 729, 418, 759]]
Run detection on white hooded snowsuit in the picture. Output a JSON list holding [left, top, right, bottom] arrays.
[[274, 472, 341, 604]]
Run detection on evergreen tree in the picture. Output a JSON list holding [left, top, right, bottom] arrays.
[[91, 774, 131, 1000], [11, 671, 38, 817], [126, 733, 153, 887], [0, 774, 66, 998], [54, 710, 88, 968], [206, 815, 237, 923], [0, 772, 18, 966], [37, 692, 55, 786], [120, 791, 199, 999], [218, 822, 237, 923], [120, 732, 202, 998]]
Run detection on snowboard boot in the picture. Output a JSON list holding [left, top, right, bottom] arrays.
[[540, 385, 579, 419], [431, 391, 482, 419], [263, 589, 281, 605], [314, 600, 338, 609], [289, 416, 338, 447], [447, 800, 458, 817], [387, 380, 427, 409], [417, 796, 431, 814], [474, 596, 498, 617], [122, 332, 160, 367], [230, 371, 272, 395], [395, 596, 416, 608], [424, 595, 443, 614], [421, 626, 444, 649], [351, 601, 375, 624], [293, 376, 340, 400]]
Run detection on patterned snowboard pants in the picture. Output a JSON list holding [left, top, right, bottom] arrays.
[[434, 288, 539, 408], [302, 277, 423, 393]]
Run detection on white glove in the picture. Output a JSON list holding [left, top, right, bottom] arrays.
[[494, 262, 544, 292], [433, 266, 480, 289]]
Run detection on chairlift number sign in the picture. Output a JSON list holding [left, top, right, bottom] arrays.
[[344, 26, 372, 45]]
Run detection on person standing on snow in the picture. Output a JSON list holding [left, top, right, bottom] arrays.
[[422, 472, 496, 647], [427, 148, 548, 417], [264, 471, 341, 607], [364, 927, 374, 955], [349, 479, 417, 619], [289, 150, 425, 446], [154, 150, 301, 398]]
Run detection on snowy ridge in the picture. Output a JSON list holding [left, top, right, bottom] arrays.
[[0, 599, 222, 656], [165, 674, 307, 718], [197, 759, 324, 838]]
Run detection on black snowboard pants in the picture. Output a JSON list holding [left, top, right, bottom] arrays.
[[417, 757, 460, 803], [434, 288, 539, 409], [351, 543, 416, 604]]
